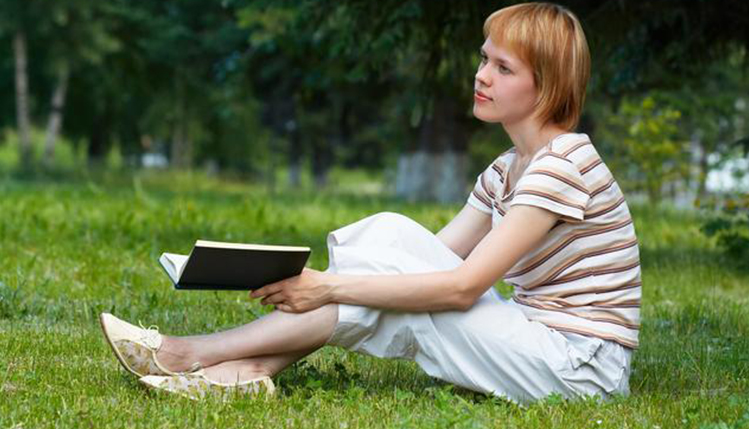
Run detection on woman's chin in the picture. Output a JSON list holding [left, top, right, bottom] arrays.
[[472, 106, 501, 123]]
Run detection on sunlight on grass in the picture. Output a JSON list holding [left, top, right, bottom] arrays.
[[1, 170, 748, 428]]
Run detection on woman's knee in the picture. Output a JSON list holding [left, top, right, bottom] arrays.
[[318, 303, 339, 345], [368, 211, 434, 244], [311, 302, 338, 325], [371, 211, 422, 231]]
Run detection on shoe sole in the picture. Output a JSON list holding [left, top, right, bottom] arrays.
[[138, 377, 199, 401], [99, 313, 146, 378], [139, 376, 276, 402]]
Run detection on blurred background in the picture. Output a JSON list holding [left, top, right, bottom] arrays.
[[1, 0, 748, 245], [2, 3, 749, 423]]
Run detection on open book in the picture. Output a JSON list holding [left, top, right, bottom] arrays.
[[159, 239, 311, 290]]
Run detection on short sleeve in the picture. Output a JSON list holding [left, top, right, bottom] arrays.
[[466, 167, 494, 215], [509, 154, 590, 221]]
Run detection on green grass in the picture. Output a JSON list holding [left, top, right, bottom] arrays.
[[1, 170, 748, 428]]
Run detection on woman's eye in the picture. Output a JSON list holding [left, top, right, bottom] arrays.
[[499, 65, 511, 74]]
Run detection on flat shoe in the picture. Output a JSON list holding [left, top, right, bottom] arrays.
[[99, 312, 200, 377], [139, 371, 276, 401]]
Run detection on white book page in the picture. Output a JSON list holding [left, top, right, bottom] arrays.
[[195, 239, 309, 252], [159, 252, 189, 284]]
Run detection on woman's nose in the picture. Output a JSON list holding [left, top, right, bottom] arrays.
[[475, 64, 490, 86]]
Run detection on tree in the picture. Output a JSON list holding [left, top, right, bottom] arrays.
[[41, 0, 120, 167], [12, 28, 31, 170], [0, 0, 34, 170], [606, 96, 687, 206]]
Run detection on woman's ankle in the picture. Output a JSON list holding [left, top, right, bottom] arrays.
[[156, 335, 201, 372]]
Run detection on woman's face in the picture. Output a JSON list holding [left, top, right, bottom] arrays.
[[473, 38, 538, 125]]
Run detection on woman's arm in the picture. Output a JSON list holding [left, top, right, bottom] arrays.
[[329, 205, 558, 311], [436, 204, 493, 259], [252, 204, 558, 313]]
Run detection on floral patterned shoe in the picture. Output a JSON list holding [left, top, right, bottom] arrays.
[[99, 312, 201, 377], [139, 371, 276, 401]]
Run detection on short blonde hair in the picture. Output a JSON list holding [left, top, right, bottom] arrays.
[[483, 2, 590, 131]]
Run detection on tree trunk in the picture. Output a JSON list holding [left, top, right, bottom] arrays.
[[266, 135, 277, 194], [43, 64, 70, 167], [308, 95, 334, 189], [170, 115, 186, 168], [170, 100, 192, 169], [394, 96, 469, 203], [395, 114, 435, 201], [433, 150, 469, 204], [169, 77, 192, 169], [311, 136, 332, 188], [288, 128, 302, 187], [14, 30, 32, 170], [88, 114, 110, 165]]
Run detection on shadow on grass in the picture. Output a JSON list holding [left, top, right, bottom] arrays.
[[639, 245, 749, 276], [275, 357, 510, 406]]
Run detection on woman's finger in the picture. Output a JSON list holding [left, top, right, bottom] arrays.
[[251, 282, 283, 299], [261, 291, 285, 306], [277, 304, 293, 312]]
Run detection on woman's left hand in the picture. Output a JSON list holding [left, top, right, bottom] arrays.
[[249, 267, 336, 313]]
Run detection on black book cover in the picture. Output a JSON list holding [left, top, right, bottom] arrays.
[[160, 240, 311, 291]]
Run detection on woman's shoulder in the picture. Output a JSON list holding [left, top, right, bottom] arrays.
[[532, 132, 603, 174], [540, 132, 595, 160], [532, 133, 629, 214], [548, 132, 593, 153]]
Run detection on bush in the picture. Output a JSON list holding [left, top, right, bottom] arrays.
[[601, 96, 689, 206], [0, 126, 86, 173], [700, 193, 749, 264]]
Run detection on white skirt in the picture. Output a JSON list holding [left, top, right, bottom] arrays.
[[323, 211, 632, 405]]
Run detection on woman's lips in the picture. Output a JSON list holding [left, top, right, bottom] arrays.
[[474, 91, 492, 102]]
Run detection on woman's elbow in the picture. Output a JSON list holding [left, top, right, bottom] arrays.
[[452, 280, 483, 311], [453, 294, 475, 311], [448, 268, 491, 311]]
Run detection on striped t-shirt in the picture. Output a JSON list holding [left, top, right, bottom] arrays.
[[466, 133, 641, 349]]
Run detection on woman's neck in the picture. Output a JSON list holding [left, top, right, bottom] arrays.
[[504, 119, 570, 160]]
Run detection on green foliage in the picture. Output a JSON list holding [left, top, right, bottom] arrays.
[[3, 0, 749, 204], [647, 52, 749, 196], [0, 126, 86, 174], [603, 96, 688, 205], [700, 194, 749, 265]]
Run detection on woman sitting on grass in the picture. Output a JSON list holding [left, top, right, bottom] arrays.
[[100, 2, 641, 405]]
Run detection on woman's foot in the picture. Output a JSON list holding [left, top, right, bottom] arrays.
[[99, 313, 201, 377], [154, 335, 205, 373], [200, 359, 272, 384], [154, 338, 275, 382]]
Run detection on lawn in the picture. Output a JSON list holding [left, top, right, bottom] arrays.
[[1, 170, 748, 428]]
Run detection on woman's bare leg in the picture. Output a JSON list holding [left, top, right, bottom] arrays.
[[156, 303, 338, 372], [200, 347, 317, 383]]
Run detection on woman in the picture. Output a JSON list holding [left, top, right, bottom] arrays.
[[100, 2, 640, 405]]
